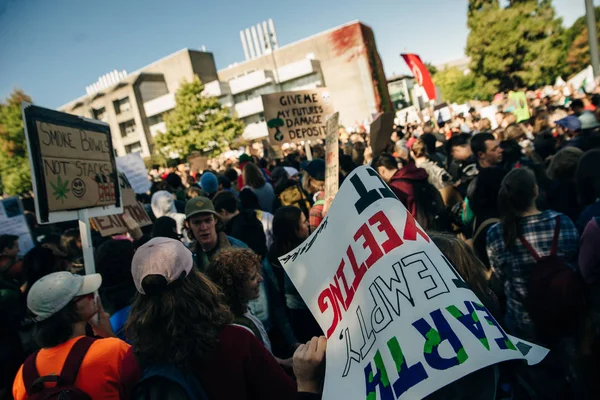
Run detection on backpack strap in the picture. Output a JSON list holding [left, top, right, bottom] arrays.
[[22, 352, 41, 396], [519, 215, 562, 260], [472, 218, 500, 244], [59, 337, 97, 385]]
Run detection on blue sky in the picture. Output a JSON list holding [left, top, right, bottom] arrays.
[[0, 0, 595, 109]]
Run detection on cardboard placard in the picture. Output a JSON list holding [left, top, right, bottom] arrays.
[[22, 105, 120, 223], [262, 88, 335, 144], [325, 112, 340, 206], [116, 153, 152, 194], [370, 112, 395, 159], [187, 153, 209, 173], [0, 197, 35, 256], [279, 166, 548, 400], [91, 174, 152, 237]]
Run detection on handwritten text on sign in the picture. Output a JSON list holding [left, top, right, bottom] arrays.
[[262, 88, 334, 144], [279, 166, 548, 400], [37, 121, 116, 212]]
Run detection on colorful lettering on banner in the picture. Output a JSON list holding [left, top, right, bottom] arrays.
[[279, 166, 549, 400]]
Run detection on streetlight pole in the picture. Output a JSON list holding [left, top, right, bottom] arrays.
[[585, 0, 600, 77]]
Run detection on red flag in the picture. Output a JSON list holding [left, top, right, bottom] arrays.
[[401, 53, 437, 101]]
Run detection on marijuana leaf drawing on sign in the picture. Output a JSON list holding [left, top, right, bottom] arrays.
[[50, 176, 70, 203]]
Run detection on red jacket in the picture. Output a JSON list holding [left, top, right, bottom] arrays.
[[388, 162, 429, 217]]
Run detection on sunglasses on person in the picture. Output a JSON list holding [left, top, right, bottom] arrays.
[[72, 293, 95, 304]]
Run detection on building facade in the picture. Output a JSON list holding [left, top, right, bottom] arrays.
[[58, 49, 218, 157], [59, 21, 391, 157]]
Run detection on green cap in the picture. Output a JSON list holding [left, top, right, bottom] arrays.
[[185, 196, 219, 219]]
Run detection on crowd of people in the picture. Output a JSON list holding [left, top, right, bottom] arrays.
[[1, 89, 600, 399]]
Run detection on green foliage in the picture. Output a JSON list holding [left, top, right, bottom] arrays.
[[154, 77, 245, 159], [0, 89, 32, 195], [563, 6, 600, 77], [433, 67, 492, 103], [466, 0, 565, 93]]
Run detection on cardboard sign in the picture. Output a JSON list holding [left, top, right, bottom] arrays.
[[262, 88, 335, 144], [325, 112, 340, 206], [370, 112, 395, 158], [508, 91, 530, 123], [187, 153, 209, 173], [22, 104, 120, 223], [116, 153, 152, 194], [91, 174, 152, 237], [279, 166, 548, 400], [0, 197, 35, 256]]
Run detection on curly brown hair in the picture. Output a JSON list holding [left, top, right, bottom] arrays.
[[206, 248, 261, 316], [125, 269, 232, 370]]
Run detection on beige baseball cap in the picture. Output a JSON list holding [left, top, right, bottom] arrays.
[[27, 271, 102, 322], [131, 237, 193, 295]]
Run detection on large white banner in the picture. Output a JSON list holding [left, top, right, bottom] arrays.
[[280, 166, 548, 400], [0, 197, 35, 256], [116, 153, 152, 194]]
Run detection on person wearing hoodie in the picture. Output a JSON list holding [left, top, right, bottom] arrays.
[[373, 153, 429, 219], [150, 190, 187, 243], [271, 167, 310, 218]]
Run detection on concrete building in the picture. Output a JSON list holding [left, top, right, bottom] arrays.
[[58, 49, 218, 157], [59, 20, 391, 156], [208, 20, 392, 141]]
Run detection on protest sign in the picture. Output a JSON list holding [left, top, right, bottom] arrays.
[[395, 106, 420, 126], [187, 153, 209, 173], [0, 197, 35, 256], [508, 91, 530, 123], [433, 103, 452, 123], [480, 105, 499, 130], [22, 104, 121, 224], [116, 153, 152, 194], [325, 112, 340, 206], [280, 166, 548, 400], [369, 112, 395, 159], [91, 174, 152, 237], [262, 88, 335, 144]]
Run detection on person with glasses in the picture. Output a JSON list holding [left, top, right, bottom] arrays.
[[12, 271, 140, 399]]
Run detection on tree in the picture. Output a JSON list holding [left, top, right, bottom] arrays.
[[433, 67, 496, 103], [0, 89, 32, 195], [563, 7, 600, 77], [154, 77, 245, 159], [466, 0, 565, 93]]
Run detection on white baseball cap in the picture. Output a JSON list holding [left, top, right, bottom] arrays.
[[131, 237, 193, 295], [27, 271, 102, 322]]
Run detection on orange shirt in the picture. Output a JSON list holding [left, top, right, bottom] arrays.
[[13, 336, 140, 400]]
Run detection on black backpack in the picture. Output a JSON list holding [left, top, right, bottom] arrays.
[[133, 364, 210, 400], [22, 337, 96, 400], [227, 209, 267, 258], [520, 216, 587, 344], [403, 179, 450, 232]]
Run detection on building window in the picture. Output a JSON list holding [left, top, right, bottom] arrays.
[[125, 142, 142, 154], [92, 107, 106, 121], [119, 119, 137, 137], [113, 97, 131, 114], [147, 113, 163, 126]]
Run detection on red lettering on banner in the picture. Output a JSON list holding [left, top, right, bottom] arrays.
[[403, 211, 429, 243], [318, 210, 430, 338]]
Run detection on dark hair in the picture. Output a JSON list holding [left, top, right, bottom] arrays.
[[224, 168, 238, 184], [206, 248, 262, 316], [268, 206, 304, 264], [571, 99, 584, 110], [34, 301, 80, 348], [533, 131, 557, 161], [411, 139, 428, 158], [60, 229, 81, 261], [243, 163, 266, 189], [547, 147, 584, 181], [447, 133, 471, 150], [239, 188, 260, 210], [152, 216, 179, 240], [576, 149, 600, 207], [468, 167, 506, 219], [166, 173, 183, 190], [498, 168, 537, 248], [592, 94, 600, 107], [95, 239, 136, 314], [419, 133, 438, 155], [23, 246, 64, 296], [126, 269, 232, 369], [373, 153, 398, 171], [0, 234, 18, 253], [213, 191, 238, 214], [470, 133, 495, 158], [217, 175, 231, 190], [499, 139, 523, 168]]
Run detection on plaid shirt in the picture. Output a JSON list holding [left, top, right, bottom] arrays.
[[309, 192, 325, 232], [486, 210, 579, 342]]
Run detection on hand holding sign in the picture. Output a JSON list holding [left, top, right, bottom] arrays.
[[279, 166, 548, 400]]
